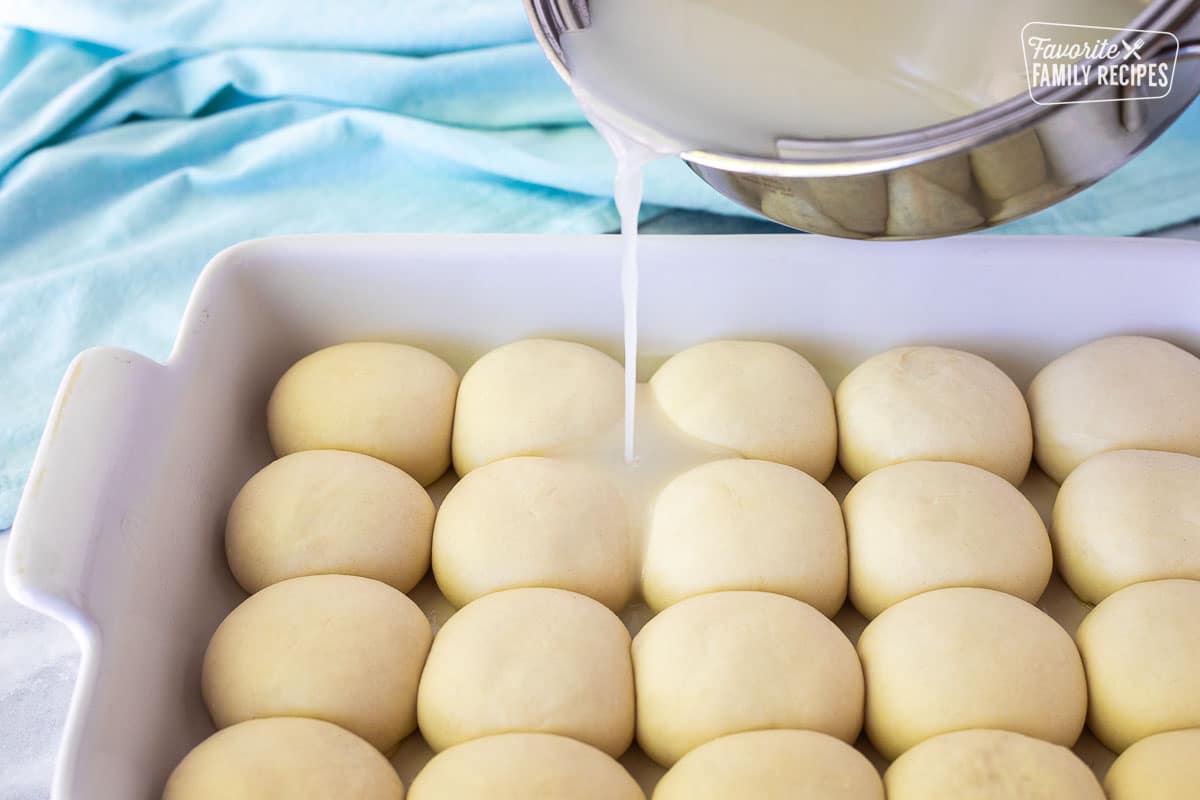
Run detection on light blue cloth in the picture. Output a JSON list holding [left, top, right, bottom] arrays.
[[1, 2, 1198, 530]]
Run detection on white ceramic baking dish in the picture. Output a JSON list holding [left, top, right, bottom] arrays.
[[6, 233, 1200, 799]]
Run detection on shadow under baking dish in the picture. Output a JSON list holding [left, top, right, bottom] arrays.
[[6, 233, 1200, 799]]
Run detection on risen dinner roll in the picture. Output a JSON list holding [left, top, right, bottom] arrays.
[[417, 588, 634, 757], [844, 460, 1051, 619], [835, 345, 1032, 484], [226, 450, 434, 594], [452, 339, 623, 475], [163, 718, 404, 800], [642, 459, 846, 615], [432, 457, 635, 611], [1075, 579, 1200, 753], [267, 342, 459, 485], [632, 591, 863, 767], [1105, 729, 1200, 800], [648, 341, 837, 481], [857, 587, 1086, 760], [201, 574, 432, 753], [884, 729, 1104, 800], [1053, 449, 1200, 604], [408, 733, 644, 800], [1027, 335, 1200, 483], [652, 729, 884, 800]]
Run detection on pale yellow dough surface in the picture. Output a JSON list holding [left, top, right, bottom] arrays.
[[416, 587, 634, 757], [452, 339, 623, 475], [201, 574, 432, 753], [648, 340, 837, 481], [408, 733, 644, 800], [844, 460, 1051, 619], [163, 718, 404, 800], [1053, 449, 1200, 604], [1027, 335, 1200, 483], [884, 729, 1104, 800], [857, 587, 1086, 760], [1075, 579, 1200, 753], [432, 456, 635, 611], [1105, 729, 1200, 800], [226, 449, 434, 594], [632, 591, 863, 767], [267, 341, 459, 486], [835, 345, 1032, 484], [643, 459, 846, 615], [652, 729, 884, 800]]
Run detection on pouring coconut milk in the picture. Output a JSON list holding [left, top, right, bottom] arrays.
[[555, 0, 1151, 458]]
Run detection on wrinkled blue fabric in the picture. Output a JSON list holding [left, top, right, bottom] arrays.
[[0, 3, 1198, 528]]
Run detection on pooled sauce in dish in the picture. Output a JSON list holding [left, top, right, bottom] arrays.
[[562, 0, 1149, 460], [552, 389, 734, 554]]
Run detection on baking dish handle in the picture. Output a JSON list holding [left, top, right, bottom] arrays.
[[4, 347, 165, 629]]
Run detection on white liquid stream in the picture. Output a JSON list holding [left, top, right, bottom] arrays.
[[581, 101, 677, 464], [611, 133, 656, 464]]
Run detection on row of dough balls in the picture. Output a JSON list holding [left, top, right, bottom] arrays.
[[177, 342, 455, 799], [386, 445, 1200, 631], [171, 721, 1200, 800], [172, 581, 1200, 798], [223, 445, 1045, 626], [261, 337, 839, 483], [436, 454, 1049, 620], [173, 724, 1200, 800], [222, 440, 1200, 630], [838, 334, 1200, 486], [263, 334, 1200, 492]]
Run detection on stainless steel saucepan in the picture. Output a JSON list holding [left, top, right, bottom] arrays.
[[526, 0, 1200, 239]]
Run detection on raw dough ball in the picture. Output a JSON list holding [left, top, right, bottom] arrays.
[[201, 574, 432, 752], [844, 460, 1051, 619], [1105, 729, 1200, 800], [226, 450, 434, 594], [632, 591, 863, 767], [267, 342, 459, 485], [649, 341, 837, 481], [642, 459, 846, 615], [432, 457, 634, 611], [857, 587, 1086, 760], [408, 733, 644, 800], [1027, 336, 1200, 483], [1075, 579, 1200, 753], [163, 718, 404, 800], [653, 729, 884, 800], [1053, 449, 1200, 604], [417, 587, 634, 757], [835, 346, 1032, 485], [452, 339, 623, 475], [884, 729, 1104, 800]]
